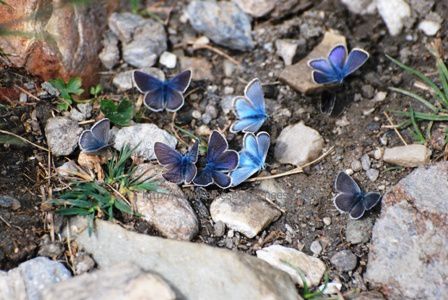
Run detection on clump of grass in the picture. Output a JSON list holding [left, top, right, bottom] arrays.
[[53, 145, 159, 235], [387, 39, 448, 144]]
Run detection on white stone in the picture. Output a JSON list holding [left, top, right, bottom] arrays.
[[341, 0, 376, 14], [418, 13, 442, 36], [113, 123, 177, 160], [274, 121, 324, 166], [275, 39, 298, 66], [113, 67, 165, 91], [310, 240, 323, 255], [319, 282, 342, 295], [256, 245, 326, 287], [383, 144, 431, 167], [210, 191, 281, 238], [376, 0, 411, 36], [159, 51, 177, 69]]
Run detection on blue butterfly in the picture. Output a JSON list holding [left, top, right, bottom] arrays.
[[230, 131, 270, 187], [133, 70, 192, 112], [230, 78, 268, 133], [333, 172, 382, 219], [308, 44, 369, 85], [193, 131, 239, 189], [154, 140, 199, 184], [78, 118, 111, 153]]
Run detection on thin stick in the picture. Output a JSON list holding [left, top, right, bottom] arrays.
[[170, 112, 189, 146], [246, 146, 335, 182], [0, 129, 49, 152], [383, 112, 408, 145], [14, 85, 40, 101], [257, 193, 286, 213], [192, 44, 241, 66]]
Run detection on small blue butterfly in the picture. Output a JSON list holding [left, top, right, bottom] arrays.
[[78, 118, 111, 153], [193, 131, 239, 189], [133, 70, 192, 112], [308, 44, 369, 85], [333, 172, 382, 219], [230, 131, 270, 187], [230, 78, 268, 133], [154, 140, 199, 184]]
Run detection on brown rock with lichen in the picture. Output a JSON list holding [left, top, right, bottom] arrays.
[[0, 0, 118, 87]]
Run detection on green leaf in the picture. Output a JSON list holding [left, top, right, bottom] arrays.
[[56, 207, 91, 216], [389, 87, 438, 112], [100, 98, 134, 126], [90, 84, 102, 98], [114, 198, 133, 215], [66, 77, 84, 95]]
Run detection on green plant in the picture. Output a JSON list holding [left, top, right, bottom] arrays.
[[89, 84, 102, 99], [387, 42, 448, 143], [130, 0, 140, 14], [100, 98, 134, 126], [49, 77, 84, 111], [53, 145, 159, 235]]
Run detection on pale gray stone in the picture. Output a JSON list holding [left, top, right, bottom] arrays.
[[331, 250, 357, 272], [45, 117, 82, 156]]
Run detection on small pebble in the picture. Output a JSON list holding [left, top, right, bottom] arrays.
[[374, 148, 383, 160], [361, 154, 371, 171], [192, 110, 201, 119], [224, 86, 234, 95], [323, 217, 331, 226], [361, 85, 374, 99], [159, 51, 177, 69], [351, 160, 362, 172], [213, 221, 226, 237], [366, 169, 379, 182], [0, 196, 21, 210], [345, 169, 354, 176], [310, 240, 323, 255], [19, 93, 27, 103], [330, 250, 357, 272]]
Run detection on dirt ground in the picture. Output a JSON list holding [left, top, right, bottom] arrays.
[[1, 0, 448, 295]]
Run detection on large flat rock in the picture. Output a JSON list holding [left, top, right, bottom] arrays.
[[365, 162, 448, 299], [66, 217, 300, 300]]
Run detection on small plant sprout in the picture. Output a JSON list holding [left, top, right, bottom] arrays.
[[49, 77, 84, 111], [53, 145, 159, 235], [100, 98, 134, 127], [387, 38, 448, 144]]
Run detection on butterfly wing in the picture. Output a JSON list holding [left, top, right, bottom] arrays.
[[164, 89, 185, 112], [193, 168, 213, 187], [349, 200, 366, 219], [144, 88, 166, 112], [308, 58, 333, 74], [214, 150, 239, 171], [212, 171, 232, 189], [79, 131, 106, 153], [334, 172, 361, 195], [342, 48, 369, 77], [362, 192, 382, 210], [333, 193, 357, 213], [328, 44, 347, 70], [231, 97, 266, 133], [186, 140, 199, 164], [230, 150, 259, 187], [206, 131, 229, 162], [256, 132, 270, 164], [167, 70, 192, 93], [154, 142, 182, 166], [311, 71, 339, 85], [182, 163, 197, 184], [133, 71, 164, 93], [244, 78, 266, 113], [162, 166, 184, 184], [90, 118, 110, 143]]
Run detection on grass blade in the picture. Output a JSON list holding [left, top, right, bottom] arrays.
[[387, 54, 447, 104], [437, 58, 448, 105], [393, 110, 448, 121], [389, 87, 438, 112], [409, 107, 425, 144]]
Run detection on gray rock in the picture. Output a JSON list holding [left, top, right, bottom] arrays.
[[133, 164, 198, 241], [213, 221, 226, 237], [256, 245, 326, 287], [40, 264, 176, 300], [113, 124, 177, 160], [41, 82, 60, 97], [0, 195, 21, 210], [274, 121, 324, 166], [361, 154, 371, 171], [45, 117, 82, 156], [186, 1, 254, 51], [366, 168, 379, 182], [0, 257, 71, 300], [376, 0, 411, 36], [113, 67, 164, 91], [330, 250, 357, 272], [65, 217, 299, 300], [99, 31, 120, 70], [366, 162, 448, 299], [38, 235, 64, 258], [179, 56, 215, 81], [220, 95, 234, 115], [122, 18, 167, 68], [233, 0, 276, 17], [352, 291, 385, 300], [56, 160, 79, 179], [346, 218, 374, 244], [108, 12, 144, 43], [70, 103, 92, 122], [341, 0, 376, 14], [351, 160, 362, 172], [210, 191, 281, 238]]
